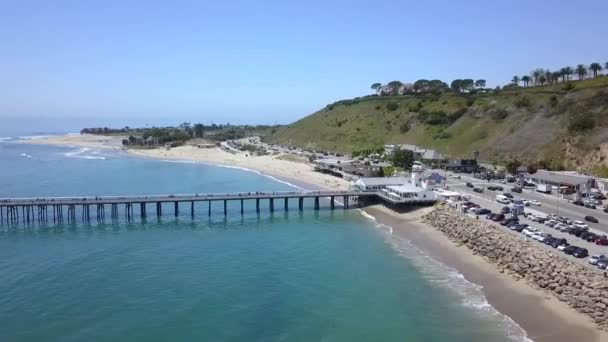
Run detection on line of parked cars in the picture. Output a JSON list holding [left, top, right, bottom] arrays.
[[539, 214, 608, 246], [589, 254, 608, 270]]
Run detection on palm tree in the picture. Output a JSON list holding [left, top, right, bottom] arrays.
[[539, 75, 547, 86], [521, 75, 530, 87], [545, 71, 552, 85], [552, 71, 561, 84], [589, 63, 602, 78], [575, 64, 587, 80], [532, 70, 541, 86], [562, 66, 573, 81], [512, 76, 520, 86]]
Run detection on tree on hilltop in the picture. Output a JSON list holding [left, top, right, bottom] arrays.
[[511, 76, 520, 86], [413, 79, 429, 93], [561, 66, 573, 81], [450, 79, 463, 92], [521, 76, 530, 87], [589, 63, 602, 78], [475, 79, 486, 88], [387, 80, 403, 95], [371, 83, 382, 94], [461, 79, 474, 92], [576, 64, 587, 80]]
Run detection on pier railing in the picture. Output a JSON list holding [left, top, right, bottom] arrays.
[[0, 190, 376, 226]]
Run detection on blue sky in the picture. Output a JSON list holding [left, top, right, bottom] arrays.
[[1, 0, 607, 125]]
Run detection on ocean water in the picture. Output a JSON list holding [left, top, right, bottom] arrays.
[[0, 137, 529, 341]]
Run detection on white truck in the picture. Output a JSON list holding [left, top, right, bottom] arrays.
[[536, 184, 551, 194]]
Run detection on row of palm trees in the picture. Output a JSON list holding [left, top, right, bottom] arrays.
[[510, 62, 606, 87]]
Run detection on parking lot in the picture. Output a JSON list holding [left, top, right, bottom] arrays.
[[438, 172, 608, 272]]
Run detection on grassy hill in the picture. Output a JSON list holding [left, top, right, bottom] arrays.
[[265, 78, 608, 176]]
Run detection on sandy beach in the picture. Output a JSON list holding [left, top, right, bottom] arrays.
[[23, 134, 350, 191], [23, 134, 608, 341], [366, 205, 608, 342]]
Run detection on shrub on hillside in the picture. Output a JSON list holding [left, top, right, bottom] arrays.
[[399, 122, 410, 133], [514, 96, 531, 108], [549, 95, 559, 108], [466, 98, 475, 107], [568, 114, 595, 132], [435, 131, 452, 139], [375, 105, 381, 110], [562, 82, 576, 91], [448, 108, 467, 123], [491, 108, 509, 121], [386, 102, 399, 111]]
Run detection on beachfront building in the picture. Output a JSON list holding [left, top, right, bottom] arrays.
[[526, 170, 594, 195], [377, 170, 438, 204], [446, 159, 478, 173], [352, 177, 410, 192]]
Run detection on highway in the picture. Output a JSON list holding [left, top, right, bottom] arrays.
[[437, 170, 607, 236], [432, 170, 608, 271]]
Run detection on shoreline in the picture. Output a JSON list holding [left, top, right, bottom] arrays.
[[21, 134, 607, 341], [365, 205, 608, 342]]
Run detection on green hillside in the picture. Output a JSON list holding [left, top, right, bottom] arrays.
[[265, 78, 608, 176]]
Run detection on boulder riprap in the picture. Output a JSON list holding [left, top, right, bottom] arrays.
[[422, 203, 608, 330]]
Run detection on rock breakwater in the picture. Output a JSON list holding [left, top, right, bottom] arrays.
[[422, 204, 608, 330]]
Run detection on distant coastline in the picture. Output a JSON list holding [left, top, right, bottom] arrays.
[[20, 133, 608, 342]]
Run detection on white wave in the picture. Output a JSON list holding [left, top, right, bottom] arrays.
[[64, 147, 90, 156], [63, 147, 107, 160], [361, 210, 531, 342], [0, 137, 11, 141], [17, 135, 52, 140], [20, 153, 33, 158], [80, 156, 106, 160]]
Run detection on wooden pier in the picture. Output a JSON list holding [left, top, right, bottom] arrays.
[[0, 190, 375, 226]]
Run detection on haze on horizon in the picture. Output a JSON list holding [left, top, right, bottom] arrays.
[[1, 0, 607, 125]]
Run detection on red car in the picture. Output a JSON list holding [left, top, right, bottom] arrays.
[[596, 238, 608, 246]]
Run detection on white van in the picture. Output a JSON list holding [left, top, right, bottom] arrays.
[[496, 195, 510, 204]]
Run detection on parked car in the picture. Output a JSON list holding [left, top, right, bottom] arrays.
[[550, 238, 568, 249], [503, 193, 514, 199], [473, 187, 483, 193], [585, 203, 597, 209], [557, 243, 570, 251], [581, 232, 598, 243], [523, 227, 538, 237], [572, 200, 585, 206], [604, 207, 608, 214], [511, 224, 527, 232], [596, 237, 608, 246], [584, 216, 598, 223], [529, 200, 541, 206], [521, 199, 531, 206], [501, 218, 518, 226], [466, 182, 474, 188], [472, 208, 491, 215], [589, 254, 607, 265], [597, 258, 608, 270], [500, 206, 511, 214], [563, 245, 578, 254], [511, 187, 522, 193], [572, 247, 589, 258], [545, 220, 557, 227], [489, 213, 505, 222]]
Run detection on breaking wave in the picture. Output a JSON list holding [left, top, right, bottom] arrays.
[[64, 147, 107, 160]]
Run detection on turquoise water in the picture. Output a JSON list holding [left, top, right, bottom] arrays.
[[0, 140, 526, 341]]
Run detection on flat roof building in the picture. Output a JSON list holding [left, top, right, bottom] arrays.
[[353, 177, 410, 192]]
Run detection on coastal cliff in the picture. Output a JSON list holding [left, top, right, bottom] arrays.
[[422, 204, 608, 330]]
